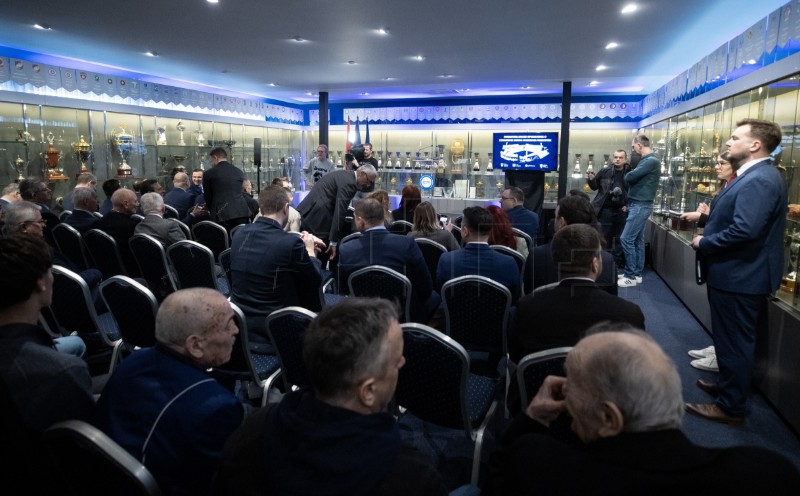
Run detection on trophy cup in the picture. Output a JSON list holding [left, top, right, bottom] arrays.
[[12, 154, 26, 182], [71, 135, 92, 178], [449, 138, 466, 173], [176, 121, 186, 146], [193, 125, 206, 147], [395, 151, 402, 169], [603, 154, 610, 168], [476, 178, 485, 198], [156, 127, 167, 145], [405, 177, 413, 187], [336, 151, 343, 168], [423, 151, 431, 170], [377, 152, 383, 169], [436, 145, 446, 174], [158, 156, 169, 175], [472, 153, 481, 172], [44, 132, 68, 181], [269, 158, 275, 171], [404, 152, 412, 170], [486, 152, 493, 172], [572, 154, 582, 177], [587, 154, 595, 174], [390, 175, 398, 195], [172, 155, 187, 173], [111, 124, 135, 178], [414, 152, 422, 170]]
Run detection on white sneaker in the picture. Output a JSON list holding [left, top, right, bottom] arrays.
[[618, 275, 643, 283], [688, 345, 715, 359], [691, 355, 719, 372], [618, 277, 637, 287]]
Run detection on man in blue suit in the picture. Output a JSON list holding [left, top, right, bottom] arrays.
[[164, 172, 197, 219], [436, 206, 521, 303], [337, 197, 439, 324], [686, 119, 787, 425], [61, 187, 99, 234]]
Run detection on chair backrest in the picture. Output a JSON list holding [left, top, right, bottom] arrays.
[[52, 223, 90, 271], [441, 275, 511, 355], [92, 211, 104, 219], [414, 238, 447, 278], [51, 265, 119, 348], [389, 220, 414, 235], [191, 220, 229, 261], [218, 247, 232, 287], [347, 265, 412, 323], [166, 240, 228, 295], [43, 419, 162, 496], [129, 234, 177, 301], [100, 276, 159, 349], [162, 204, 179, 219], [490, 244, 526, 272], [339, 231, 362, 244], [59, 210, 73, 221], [511, 227, 533, 250], [84, 228, 128, 278], [265, 306, 317, 391], [516, 347, 571, 407], [131, 214, 145, 221], [168, 218, 192, 240], [229, 223, 244, 242], [451, 225, 462, 245]]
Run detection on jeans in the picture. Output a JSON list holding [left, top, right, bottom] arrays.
[[620, 202, 652, 278]]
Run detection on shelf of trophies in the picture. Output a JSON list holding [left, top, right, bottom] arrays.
[[567, 153, 602, 199], [779, 218, 800, 305]]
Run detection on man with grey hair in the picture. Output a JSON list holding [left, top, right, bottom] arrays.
[[0, 182, 20, 208], [485, 326, 800, 494], [214, 297, 447, 495], [62, 172, 97, 211], [134, 191, 186, 246], [61, 187, 99, 233], [94, 287, 246, 496]]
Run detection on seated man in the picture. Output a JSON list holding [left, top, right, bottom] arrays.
[[213, 297, 448, 496], [484, 325, 800, 495], [164, 172, 197, 219], [524, 192, 617, 296], [93, 288, 247, 496], [95, 188, 142, 276], [501, 186, 539, 242], [272, 176, 302, 232], [99, 178, 120, 216], [436, 206, 521, 303], [134, 192, 186, 247], [62, 172, 97, 211], [61, 187, 99, 234], [230, 185, 324, 347], [0, 236, 95, 493], [242, 178, 260, 222], [338, 197, 439, 324], [18, 178, 59, 245]]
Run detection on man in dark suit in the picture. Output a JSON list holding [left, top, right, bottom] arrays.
[[501, 186, 539, 242], [296, 165, 377, 261], [338, 197, 439, 324], [524, 193, 617, 296], [485, 326, 800, 495], [436, 206, 521, 303], [189, 168, 204, 198], [164, 172, 197, 219], [61, 187, 99, 234], [95, 188, 142, 276], [134, 192, 186, 247], [18, 178, 59, 246], [229, 185, 323, 345], [61, 172, 97, 212], [202, 147, 251, 232], [687, 119, 788, 425], [510, 224, 644, 363]]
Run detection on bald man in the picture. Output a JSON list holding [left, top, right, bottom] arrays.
[[95, 188, 142, 275], [164, 171, 197, 219]]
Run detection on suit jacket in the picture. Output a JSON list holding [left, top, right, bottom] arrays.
[[436, 242, 521, 302], [484, 413, 800, 495], [243, 193, 259, 221], [229, 217, 323, 340], [524, 241, 617, 296], [37, 203, 60, 247], [699, 159, 787, 295], [96, 210, 142, 275], [510, 278, 645, 362], [164, 187, 197, 219], [202, 161, 251, 223], [296, 169, 359, 243], [338, 228, 434, 303], [134, 214, 186, 247], [505, 205, 540, 242], [62, 209, 98, 234]]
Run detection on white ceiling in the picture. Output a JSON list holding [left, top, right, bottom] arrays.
[[0, 0, 789, 104]]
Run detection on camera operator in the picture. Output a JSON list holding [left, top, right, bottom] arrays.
[[587, 149, 630, 267]]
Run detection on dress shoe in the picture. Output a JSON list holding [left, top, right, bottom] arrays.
[[685, 403, 744, 425], [696, 378, 720, 396]]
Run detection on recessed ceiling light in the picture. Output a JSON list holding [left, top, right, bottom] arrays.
[[34, 23, 51, 30], [621, 4, 637, 14], [267, 83, 277, 87], [413, 55, 425, 61], [145, 51, 159, 57], [596, 65, 607, 71], [521, 86, 532, 89], [207, 0, 219, 4], [292, 36, 306, 42], [439, 74, 454, 78], [455, 89, 470, 93], [747, 59, 757, 65], [605, 42, 618, 49], [360, 92, 370, 96], [306, 92, 318, 97], [377, 27, 390, 35], [381, 77, 395, 81], [588, 81, 601, 86], [346, 60, 357, 65]]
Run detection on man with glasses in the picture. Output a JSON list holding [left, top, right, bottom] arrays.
[[501, 186, 539, 243], [18, 178, 60, 245]]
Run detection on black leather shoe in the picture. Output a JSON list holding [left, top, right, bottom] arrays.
[[685, 403, 744, 425], [696, 378, 720, 396]]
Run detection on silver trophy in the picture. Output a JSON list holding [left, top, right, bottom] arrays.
[[176, 120, 186, 146]]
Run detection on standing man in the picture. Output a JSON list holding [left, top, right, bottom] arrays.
[[686, 119, 787, 425], [361, 142, 379, 169], [618, 135, 660, 288], [588, 149, 630, 267], [296, 165, 376, 261], [501, 186, 539, 242], [203, 147, 251, 232], [302, 144, 334, 187]]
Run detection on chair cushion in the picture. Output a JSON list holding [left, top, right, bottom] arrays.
[[466, 373, 496, 427]]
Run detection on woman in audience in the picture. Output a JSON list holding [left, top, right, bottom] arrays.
[[487, 204, 528, 258], [407, 201, 460, 251], [368, 189, 394, 227], [391, 184, 421, 222]]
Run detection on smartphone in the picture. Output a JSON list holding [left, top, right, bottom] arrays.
[[439, 214, 448, 228]]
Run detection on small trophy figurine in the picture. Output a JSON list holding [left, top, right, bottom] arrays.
[[414, 152, 422, 170], [390, 176, 398, 195], [603, 154, 610, 168], [156, 127, 167, 145], [194, 125, 206, 146], [486, 152, 493, 172], [473, 153, 481, 172], [395, 151, 402, 169], [176, 121, 186, 146], [587, 154, 594, 174], [404, 152, 412, 170], [13, 155, 26, 182], [573, 154, 582, 176]]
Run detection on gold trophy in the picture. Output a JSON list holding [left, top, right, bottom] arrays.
[[111, 125, 135, 178], [72, 135, 92, 178], [44, 132, 68, 181], [172, 155, 187, 173], [13, 155, 26, 182], [449, 138, 466, 173]]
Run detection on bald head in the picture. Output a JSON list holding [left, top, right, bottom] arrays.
[[111, 188, 138, 215], [173, 172, 189, 189]]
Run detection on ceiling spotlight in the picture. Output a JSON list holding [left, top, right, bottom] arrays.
[[381, 77, 395, 81], [145, 51, 159, 57], [292, 36, 306, 42], [34, 23, 51, 30], [207, 0, 219, 4], [306, 92, 319, 97], [267, 83, 277, 87], [521, 86, 532, 89], [413, 55, 425, 61], [439, 74, 454, 78], [621, 4, 637, 14], [377, 27, 390, 35], [588, 81, 600, 86], [605, 42, 618, 49], [360, 92, 370, 96], [747, 59, 757, 65], [596, 65, 607, 71]]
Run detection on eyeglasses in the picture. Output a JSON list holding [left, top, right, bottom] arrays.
[[20, 218, 47, 227], [500, 196, 514, 201]]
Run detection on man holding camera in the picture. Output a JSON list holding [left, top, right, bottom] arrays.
[[587, 149, 630, 267]]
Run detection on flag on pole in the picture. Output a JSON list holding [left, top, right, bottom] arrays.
[[346, 117, 352, 152], [354, 117, 362, 146], [364, 119, 370, 144]]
